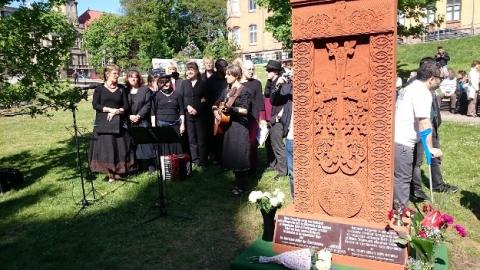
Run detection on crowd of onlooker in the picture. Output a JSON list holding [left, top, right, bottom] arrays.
[[87, 57, 294, 197], [392, 46, 480, 208], [86, 45, 474, 206]]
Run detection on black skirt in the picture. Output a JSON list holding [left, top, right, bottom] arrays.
[[156, 120, 184, 156], [222, 120, 250, 171], [130, 120, 156, 160], [88, 129, 136, 174]]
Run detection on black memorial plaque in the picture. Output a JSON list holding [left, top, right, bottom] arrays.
[[274, 215, 405, 264]]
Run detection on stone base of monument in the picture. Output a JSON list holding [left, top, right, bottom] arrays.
[[230, 238, 448, 270], [272, 205, 409, 270]]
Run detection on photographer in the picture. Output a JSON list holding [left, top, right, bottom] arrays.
[[434, 46, 450, 77], [263, 60, 292, 180]]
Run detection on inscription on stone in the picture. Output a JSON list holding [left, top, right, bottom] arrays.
[[275, 215, 405, 264]]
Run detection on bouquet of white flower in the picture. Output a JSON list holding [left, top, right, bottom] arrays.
[[250, 248, 332, 270], [249, 188, 286, 213]]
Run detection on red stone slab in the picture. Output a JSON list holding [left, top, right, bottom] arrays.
[[273, 0, 404, 269]]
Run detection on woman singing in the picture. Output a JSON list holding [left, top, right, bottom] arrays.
[[151, 71, 185, 156], [89, 65, 135, 182], [213, 64, 252, 195], [126, 69, 155, 173]]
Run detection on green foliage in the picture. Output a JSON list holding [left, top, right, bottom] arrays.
[[256, 0, 292, 49], [111, 0, 226, 70], [175, 41, 203, 62], [203, 37, 239, 62], [257, 0, 443, 48], [0, 1, 79, 116], [83, 14, 135, 71]]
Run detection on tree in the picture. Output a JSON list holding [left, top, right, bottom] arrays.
[[257, 0, 442, 49], [119, 0, 227, 67], [83, 14, 136, 72], [0, 1, 81, 117], [203, 37, 239, 62]]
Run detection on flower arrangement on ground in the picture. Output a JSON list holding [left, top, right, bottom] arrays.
[[250, 248, 332, 270], [249, 188, 286, 213], [389, 203, 467, 270]]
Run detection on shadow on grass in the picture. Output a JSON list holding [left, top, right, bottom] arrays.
[[460, 190, 480, 220], [0, 145, 273, 270], [0, 131, 94, 190]]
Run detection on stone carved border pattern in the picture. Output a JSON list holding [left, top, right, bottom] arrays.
[[292, 1, 394, 40], [367, 34, 395, 223], [293, 41, 315, 213]]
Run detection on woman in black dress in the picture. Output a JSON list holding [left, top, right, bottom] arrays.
[[126, 69, 155, 173], [89, 65, 135, 182], [182, 62, 208, 168], [213, 64, 252, 195], [151, 73, 185, 156]]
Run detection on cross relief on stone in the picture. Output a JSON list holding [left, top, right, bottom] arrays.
[[314, 40, 369, 175]]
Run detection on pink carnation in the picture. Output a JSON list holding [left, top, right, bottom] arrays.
[[441, 214, 454, 225], [454, 224, 467, 237], [418, 230, 427, 238], [387, 209, 394, 220]]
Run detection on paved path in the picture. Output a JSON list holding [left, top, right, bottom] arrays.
[[440, 111, 480, 125]]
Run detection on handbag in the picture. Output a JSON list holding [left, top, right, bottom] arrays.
[[94, 113, 121, 134]]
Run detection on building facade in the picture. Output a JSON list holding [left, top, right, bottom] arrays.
[[400, 0, 480, 42], [57, 0, 94, 77], [226, 0, 290, 63]]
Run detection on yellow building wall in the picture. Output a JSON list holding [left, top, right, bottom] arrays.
[[226, 0, 283, 59], [435, 0, 480, 29], [403, 0, 480, 30]]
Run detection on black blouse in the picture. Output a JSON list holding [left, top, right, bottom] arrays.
[[151, 89, 184, 122], [128, 86, 151, 119]]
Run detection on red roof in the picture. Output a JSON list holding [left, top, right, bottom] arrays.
[[78, 9, 104, 28]]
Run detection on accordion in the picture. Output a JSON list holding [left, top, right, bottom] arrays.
[[160, 154, 191, 181]]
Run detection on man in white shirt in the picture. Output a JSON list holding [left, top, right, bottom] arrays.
[[439, 68, 457, 113], [394, 61, 443, 208]]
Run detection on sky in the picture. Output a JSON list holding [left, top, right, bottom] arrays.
[[77, 0, 122, 15], [8, 1, 122, 15]]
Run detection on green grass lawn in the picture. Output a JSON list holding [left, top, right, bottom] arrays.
[[1, 99, 479, 269], [397, 35, 480, 79], [1, 36, 480, 270]]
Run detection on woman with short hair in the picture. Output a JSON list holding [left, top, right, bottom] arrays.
[[182, 61, 209, 168], [89, 65, 135, 182]]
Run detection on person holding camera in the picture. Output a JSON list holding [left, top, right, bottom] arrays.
[[263, 60, 292, 180], [434, 46, 450, 77]]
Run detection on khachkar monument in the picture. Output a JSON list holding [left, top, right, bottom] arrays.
[[273, 0, 405, 269]]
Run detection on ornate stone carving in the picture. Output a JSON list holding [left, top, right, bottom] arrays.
[[367, 33, 395, 223], [292, 0, 395, 40], [293, 41, 315, 213], [313, 40, 369, 176], [317, 175, 365, 218]]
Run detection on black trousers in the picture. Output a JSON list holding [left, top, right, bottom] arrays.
[[186, 117, 208, 166], [269, 123, 287, 175], [411, 135, 444, 192]]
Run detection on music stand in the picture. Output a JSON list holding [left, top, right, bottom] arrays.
[[128, 126, 184, 222]]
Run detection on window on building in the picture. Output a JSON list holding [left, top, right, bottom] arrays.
[[446, 0, 461, 21], [421, 8, 436, 24], [231, 27, 240, 46], [248, 0, 256, 12], [230, 0, 240, 16], [249, 24, 257, 44], [398, 11, 405, 26]]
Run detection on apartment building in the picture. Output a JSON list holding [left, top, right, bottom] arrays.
[[226, 0, 290, 63], [400, 0, 480, 42]]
